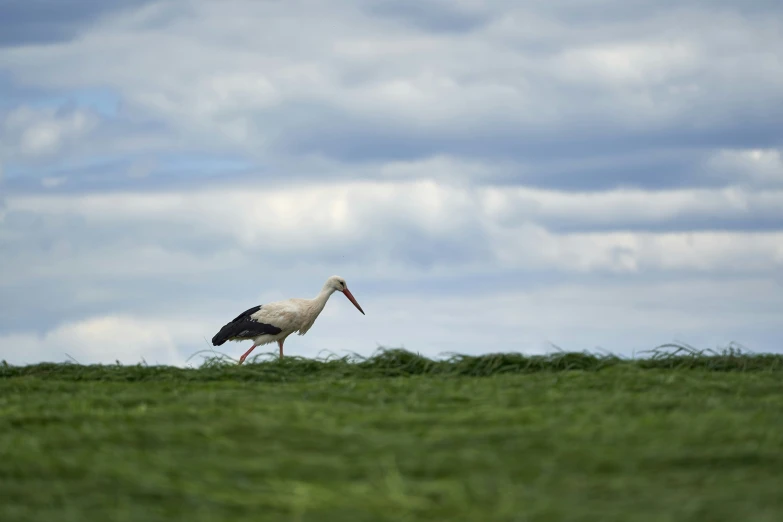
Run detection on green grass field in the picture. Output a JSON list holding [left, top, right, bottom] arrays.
[[1, 347, 782, 522]]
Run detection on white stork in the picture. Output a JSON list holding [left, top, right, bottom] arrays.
[[211, 275, 365, 364]]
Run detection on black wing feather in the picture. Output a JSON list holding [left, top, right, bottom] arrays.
[[231, 305, 262, 322], [211, 305, 283, 346]]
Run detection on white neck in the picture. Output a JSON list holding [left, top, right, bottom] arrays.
[[311, 285, 336, 311], [296, 285, 337, 335]]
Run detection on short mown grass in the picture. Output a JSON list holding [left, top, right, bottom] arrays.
[[1, 345, 782, 521]]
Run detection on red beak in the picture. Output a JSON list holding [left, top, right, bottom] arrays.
[[342, 287, 365, 315]]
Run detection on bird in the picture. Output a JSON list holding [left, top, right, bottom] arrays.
[[211, 275, 365, 364]]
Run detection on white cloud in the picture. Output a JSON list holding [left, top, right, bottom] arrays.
[[555, 41, 698, 85], [481, 184, 783, 225], [4, 180, 782, 287], [1, 106, 100, 160], [0, 315, 191, 366], [706, 148, 783, 185], [375, 155, 508, 182], [492, 227, 783, 274], [0, 162, 6, 223], [41, 176, 67, 188]]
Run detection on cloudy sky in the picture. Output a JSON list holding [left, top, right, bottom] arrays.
[[1, 0, 781, 366]]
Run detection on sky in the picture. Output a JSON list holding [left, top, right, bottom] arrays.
[[1, 0, 782, 366]]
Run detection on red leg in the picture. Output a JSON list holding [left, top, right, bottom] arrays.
[[239, 344, 257, 365], [278, 339, 284, 359]]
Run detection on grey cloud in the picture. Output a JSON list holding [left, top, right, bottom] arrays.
[[362, 0, 491, 33], [281, 113, 782, 190], [0, 0, 158, 47], [538, 214, 783, 234], [0, 0, 781, 193], [537, 0, 783, 20], [0, 72, 52, 109], [0, 165, 6, 223]]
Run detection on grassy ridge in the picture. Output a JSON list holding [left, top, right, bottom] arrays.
[[3, 344, 782, 381], [2, 346, 782, 521]]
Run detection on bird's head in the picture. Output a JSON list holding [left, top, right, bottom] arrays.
[[326, 275, 365, 315]]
